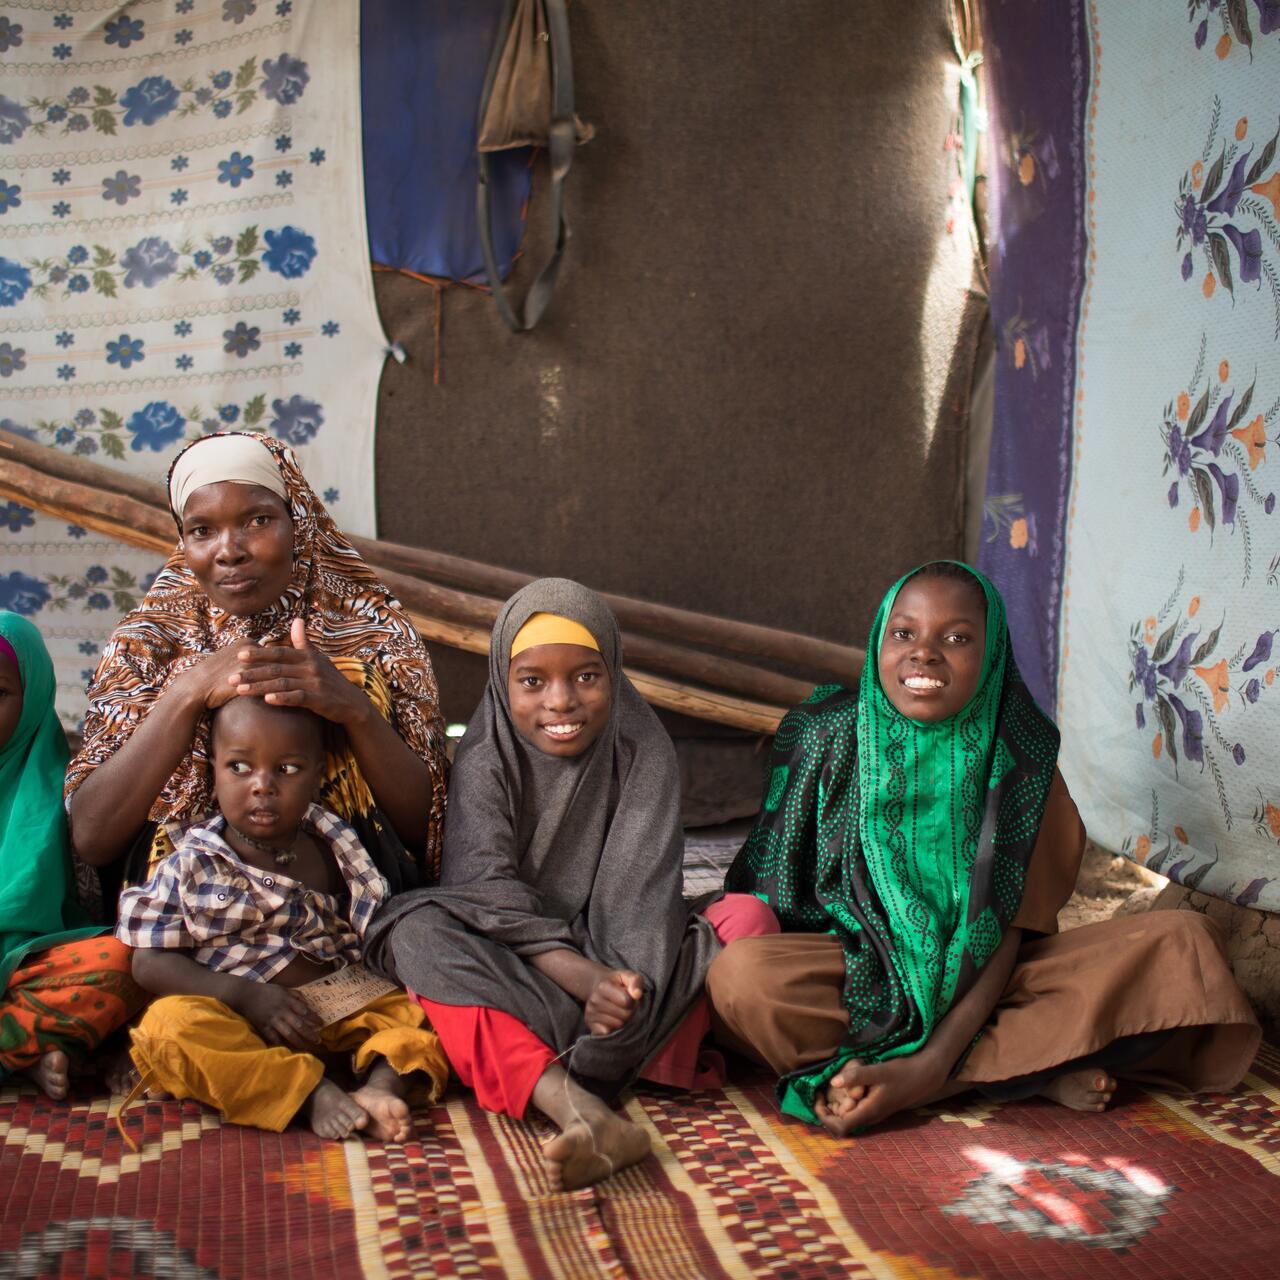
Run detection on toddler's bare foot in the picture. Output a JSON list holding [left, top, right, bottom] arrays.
[[25, 1050, 69, 1100], [303, 1078, 369, 1139], [107, 1060, 171, 1101], [1037, 1069, 1117, 1112], [351, 1060, 413, 1142], [543, 1103, 651, 1191], [104, 1047, 136, 1096]]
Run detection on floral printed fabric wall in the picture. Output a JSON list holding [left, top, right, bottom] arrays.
[[982, 0, 1280, 910], [0, 0, 388, 730]]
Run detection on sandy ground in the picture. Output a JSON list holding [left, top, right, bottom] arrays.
[[1057, 840, 1168, 932]]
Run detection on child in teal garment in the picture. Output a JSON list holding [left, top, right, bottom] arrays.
[[0, 611, 144, 1098]]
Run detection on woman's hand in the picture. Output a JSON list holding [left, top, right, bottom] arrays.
[[170, 645, 254, 711], [584, 969, 646, 1036], [230, 617, 366, 726], [814, 1051, 949, 1137], [71, 646, 247, 865]]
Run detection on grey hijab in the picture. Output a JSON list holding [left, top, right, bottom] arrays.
[[365, 578, 719, 1095]]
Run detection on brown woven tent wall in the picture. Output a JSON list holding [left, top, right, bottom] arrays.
[[372, 0, 983, 725]]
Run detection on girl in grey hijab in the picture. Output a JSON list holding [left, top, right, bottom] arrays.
[[365, 579, 775, 1189]]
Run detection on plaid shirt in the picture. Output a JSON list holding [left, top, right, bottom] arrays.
[[115, 803, 389, 983]]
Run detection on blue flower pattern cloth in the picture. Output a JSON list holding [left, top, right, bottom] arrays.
[[0, 2, 388, 732]]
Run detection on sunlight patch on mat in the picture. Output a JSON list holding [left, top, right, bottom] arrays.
[[943, 1144, 1172, 1250]]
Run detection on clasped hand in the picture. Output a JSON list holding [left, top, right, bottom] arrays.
[[813, 1050, 949, 1137], [236, 981, 322, 1051], [584, 968, 646, 1037]]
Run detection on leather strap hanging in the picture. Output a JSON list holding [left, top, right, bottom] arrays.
[[476, 0, 576, 332]]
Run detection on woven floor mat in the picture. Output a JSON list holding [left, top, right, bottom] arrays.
[[3, 1045, 1279, 1278]]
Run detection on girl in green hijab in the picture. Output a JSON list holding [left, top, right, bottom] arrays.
[[711, 563, 1258, 1134], [0, 612, 144, 1098]]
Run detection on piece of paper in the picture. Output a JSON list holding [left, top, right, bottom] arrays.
[[295, 963, 396, 1027]]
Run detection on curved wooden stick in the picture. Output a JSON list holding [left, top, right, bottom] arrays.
[[0, 430, 864, 681], [359, 536, 864, 682], [1, 428, 796, 731]]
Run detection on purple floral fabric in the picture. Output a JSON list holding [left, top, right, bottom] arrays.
[[980, 0, 1280, 909], [978, 0, 1089, 715]]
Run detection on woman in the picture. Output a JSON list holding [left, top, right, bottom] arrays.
[[365, 579, 775, 1190], [66, 433, 448, 904], [708, 561, 1259, 1134], [1, 611, 144, 1097]]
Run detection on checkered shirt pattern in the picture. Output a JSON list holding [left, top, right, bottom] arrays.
[[115, 803, 390, 983]]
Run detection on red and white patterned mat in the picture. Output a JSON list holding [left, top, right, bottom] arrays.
[[3, 1045, 1279, 1278]]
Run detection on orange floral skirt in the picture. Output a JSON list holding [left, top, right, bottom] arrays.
[[0, 937, 146, 1075]]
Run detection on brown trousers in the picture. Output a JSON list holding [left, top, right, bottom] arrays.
[[707, 910, 1259, 1093]]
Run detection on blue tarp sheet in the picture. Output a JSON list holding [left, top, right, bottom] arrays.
[[361, 0, 533, 283]]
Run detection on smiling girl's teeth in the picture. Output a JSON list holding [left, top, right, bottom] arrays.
[[543, 723, 583, 737], [904, 676, 944, 690]]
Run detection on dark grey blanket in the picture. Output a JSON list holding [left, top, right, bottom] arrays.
[[364, 578, 719, 1095]]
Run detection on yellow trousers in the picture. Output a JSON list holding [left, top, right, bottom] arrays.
[[127, 990, 449, 1132]]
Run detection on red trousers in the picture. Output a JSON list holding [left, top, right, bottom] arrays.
[[415, 894, 778, 1118]]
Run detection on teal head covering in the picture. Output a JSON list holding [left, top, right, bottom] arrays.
[[726, 561, 1059, 1123], [0, 612, 95, 989]]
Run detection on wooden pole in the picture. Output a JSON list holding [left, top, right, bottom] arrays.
[[0, 430, 863, 682], [0, 456, 173, 553], [1, 430, 792, 731], [374, 565, 813, 708], [354, 535, 864, 682]]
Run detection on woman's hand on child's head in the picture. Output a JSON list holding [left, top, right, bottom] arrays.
[[173, 645, 256, 712], [585, 969, 645, 1036], [229, 618, 366, 727], [237, 981, 322, 1051]]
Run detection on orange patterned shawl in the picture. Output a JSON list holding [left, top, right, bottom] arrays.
[[64, 434, 448, 879]]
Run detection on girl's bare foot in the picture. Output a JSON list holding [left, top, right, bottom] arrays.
[[25, 1050, 69, 1100], [543, 1108, 651, 1191], [531, 1063, 651, 1190], [821, 1061, 868, 1118], [814, 1055, 969, 1136], [303, 1078, 369, 1139], [351, 1060, 413, 1142], [1037, 1069, 1117, 1112]]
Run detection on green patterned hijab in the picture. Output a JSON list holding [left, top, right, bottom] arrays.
[[0, 613, 95, 989], [725, 562, 1059, 1122]]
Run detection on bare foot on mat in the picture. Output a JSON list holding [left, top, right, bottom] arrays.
[[351, 1060, 413, 1142], [104, 1046, 136, 1096], [25, 1050, 69, 1100], [304, 1078, 369, 1139], [1037, 1069, 1117, 1112], [543, 1108, 651, 1191], [106, 1059, 172, 1101], [820, 1062, 868, 1119]]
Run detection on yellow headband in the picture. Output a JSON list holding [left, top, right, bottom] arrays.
[[510, 612, 600, 659]]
